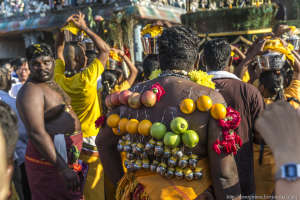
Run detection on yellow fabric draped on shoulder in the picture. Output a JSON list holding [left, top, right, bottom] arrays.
[[284, 80, 300, 109], [54, 58, 104, 138]]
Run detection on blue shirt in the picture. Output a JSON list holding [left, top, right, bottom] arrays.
[[0, 90, 27, 166]]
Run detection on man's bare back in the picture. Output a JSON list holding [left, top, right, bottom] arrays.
[[97, 76, 240, 199]]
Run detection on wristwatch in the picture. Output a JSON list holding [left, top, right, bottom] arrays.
[[275, 163, 300, 181]]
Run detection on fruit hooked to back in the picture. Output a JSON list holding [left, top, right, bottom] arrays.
[[107, 114, 120, 128], [128, 92, 142, 109], [197, 95, 213, 112], [180, 98, 196, 114], [119, 90, 132, 105], [141, 90, 157, 107], [170, 117, 189, 134], [150, 122, 167, 140]]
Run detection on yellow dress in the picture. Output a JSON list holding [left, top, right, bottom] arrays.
[[254, 80, 300, 199], [54, 59, 105, 200]]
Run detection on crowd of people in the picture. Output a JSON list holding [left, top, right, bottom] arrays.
[[0, 12, 300, 200]]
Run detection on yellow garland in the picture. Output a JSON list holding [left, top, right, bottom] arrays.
[[263, 39, 295, 64], [109, 51, 122, 62], [148, 69, 215, 90], [188, 70, 215, 90], [141, 24, 163, 38]]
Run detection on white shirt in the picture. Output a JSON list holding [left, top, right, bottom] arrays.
[[9, 82, 23, 99]]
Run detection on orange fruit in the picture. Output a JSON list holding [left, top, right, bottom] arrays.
[[107, 114, 120, 128], [197, 96, 213, 112], [179, 99, 196, 114], [112, 127, 122, 136], [138, 120, 153, 136], [126, 119, 139, 135], [118, 118, 129, 135], [210, 104, 227, 120]]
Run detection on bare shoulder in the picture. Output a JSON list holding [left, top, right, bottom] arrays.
[[17, 82, 44, 106]]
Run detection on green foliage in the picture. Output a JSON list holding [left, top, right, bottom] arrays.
[[181, 4, 278, 33]]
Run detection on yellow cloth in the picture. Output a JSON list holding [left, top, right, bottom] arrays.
[[284, 80, 300, 109], [111, 81, 131, 94], [242, 71, 250, 83], [118, 158, 212, 200], [79, 152, 105, 200], [253, 144, 276, 199], [54, 58, 104, 138], [254, 82, 300, 198], [263, 80, 300, 109]]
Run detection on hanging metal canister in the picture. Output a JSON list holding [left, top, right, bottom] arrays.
[[175, 167, 184, 180], [178, 155, 189, 169], [165, 167, 175, 179], [154, 141, 164, 157], [189, 154, 198, 168], [168, 156, 177, 168], [150, 160, 159, 172], [194, 167, 203, 180], [184, 168, 194, 181]]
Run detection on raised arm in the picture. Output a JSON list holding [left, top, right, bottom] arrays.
[[231, 45, 246, 60], [69, 12, 110, 65], [16, 85, 79, 191], [112, 48, 138, 86], [55, 30, 65, 62], [234, 40, 266, 78]]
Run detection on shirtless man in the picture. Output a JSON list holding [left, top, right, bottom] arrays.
[[16, 43, 83, 200], [97, 26, 241, 199]]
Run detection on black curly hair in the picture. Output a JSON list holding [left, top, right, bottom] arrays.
[[0, 67, 12, 92], [25, 43, 53, 62], [142, 54, 160, 79], [259, 62, 293, 101], [101, 70, 122, 114], [0, 100, 18, 162], [158, 26, 200, 71], [203, 39, 231, 71]]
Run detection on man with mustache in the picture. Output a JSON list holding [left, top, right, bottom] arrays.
[[16, 43, 84, 199]]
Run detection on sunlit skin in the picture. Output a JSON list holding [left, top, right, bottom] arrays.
[[17, 54, 82, 193], [28, 56, 54, 83], [16, 62, 30, 84]]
